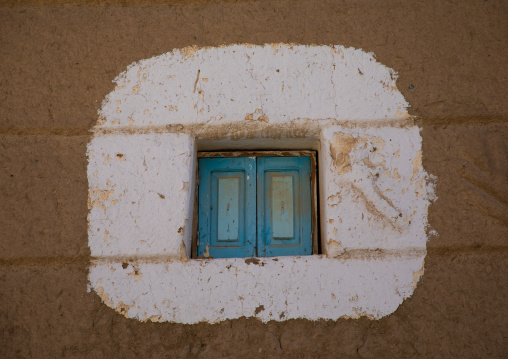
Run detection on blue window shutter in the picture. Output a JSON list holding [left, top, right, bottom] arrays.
[[197, 157, 256, 258], [256, 156, 312, 257]]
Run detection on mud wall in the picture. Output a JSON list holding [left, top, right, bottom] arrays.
[[1, 1, 507, 358]]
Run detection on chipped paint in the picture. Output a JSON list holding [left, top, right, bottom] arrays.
[[179, 240, 188, 262], [202, 243, 210, 258], [88, 185, 115, 211], [329, 133, 360, 174], [410, 261, 425, 289], [127, 266, 143, 281], [87, 44, 435, 324], [95, 44, 409, 131]]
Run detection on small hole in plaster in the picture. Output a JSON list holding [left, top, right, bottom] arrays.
[[254, 305, 265, 315]]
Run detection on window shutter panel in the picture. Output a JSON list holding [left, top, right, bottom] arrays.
[[197, 157, 256, 258], [256, 156, 312, 257]]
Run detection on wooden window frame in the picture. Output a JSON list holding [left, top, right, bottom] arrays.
[[191, 150, 319, 258]]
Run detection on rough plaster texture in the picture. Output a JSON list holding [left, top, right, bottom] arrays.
[[96, 44, 409, 128], [88, 133, 195, 258], [87, 44, 434, 323], [2, 2, 508, 357]]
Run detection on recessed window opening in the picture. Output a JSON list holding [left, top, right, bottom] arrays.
[[192, 150, 320, 259]]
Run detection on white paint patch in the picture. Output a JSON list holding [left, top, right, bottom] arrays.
[[88, 44, 435, 323], [90, 256, 424, 323], [88, 133, 194, 258], [96, 44, 409, 128], [321, 125, 430, 254]]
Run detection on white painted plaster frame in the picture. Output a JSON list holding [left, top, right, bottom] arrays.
[[87, 44, 435, 324]]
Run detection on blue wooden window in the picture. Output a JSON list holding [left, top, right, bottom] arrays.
[[197, 157, 256, 258], [197, 155, 313, 258]]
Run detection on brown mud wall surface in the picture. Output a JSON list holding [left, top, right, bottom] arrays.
[[1, 1, 507, 358]]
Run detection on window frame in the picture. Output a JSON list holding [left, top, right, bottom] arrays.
[[191, 150, 319, 258]]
